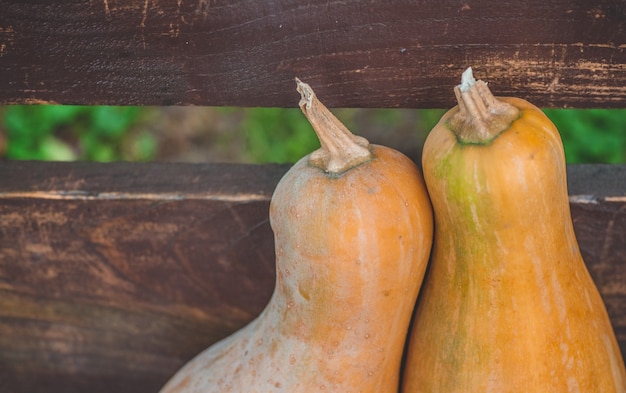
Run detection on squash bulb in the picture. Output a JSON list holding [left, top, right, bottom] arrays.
[[160, 79, 433, 392], [402, 68, 626, 392]]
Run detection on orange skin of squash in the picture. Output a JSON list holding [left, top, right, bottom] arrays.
[[160, 145, 433, 392], [402, 96, 626, 392]]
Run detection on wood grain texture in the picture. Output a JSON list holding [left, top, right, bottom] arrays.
[[572, 201, 626, 355], [0, 162, 284, 393], [0, 161, 625, 393], [1, 0, 625, 107]]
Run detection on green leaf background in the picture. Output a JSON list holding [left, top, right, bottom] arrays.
[[0, 106, 624, 164]]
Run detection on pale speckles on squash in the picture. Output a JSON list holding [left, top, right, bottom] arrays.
[[603, 334, 626, 391], [526, 236, 552, 315], [549, 266, 568, 323]]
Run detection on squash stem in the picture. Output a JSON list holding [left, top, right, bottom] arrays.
[[448, 67, 520, 144], [296, 78, 372, 174]]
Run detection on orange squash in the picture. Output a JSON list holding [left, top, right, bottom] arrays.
[[160, 79, 433, 392], [401, 67, 626, 392]]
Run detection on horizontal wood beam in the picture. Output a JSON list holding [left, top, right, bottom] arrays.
[[0, 161, 625, 392], [1, 0, 625, 107]]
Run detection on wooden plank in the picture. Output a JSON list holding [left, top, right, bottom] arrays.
[[567, 166, 626, 359], [1, 0, 625, 108], [0, 162, 284, 392], [572, 201, 626, 353], [0, 197, 276, 392], [0, 161, 625, 393], [0, 161, 289, 199]]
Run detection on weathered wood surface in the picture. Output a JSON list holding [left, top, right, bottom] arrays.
[[1, 0, 625, 108], [0, 162, 285, 392], [0, 161, 625, 393]]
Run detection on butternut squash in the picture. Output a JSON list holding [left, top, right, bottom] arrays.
[[160, 79, 433, 393], [402, 67, 626, 392]]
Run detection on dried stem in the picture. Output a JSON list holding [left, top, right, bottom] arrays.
[[448, 67, 520, 144], [296, 78, 372, 174]]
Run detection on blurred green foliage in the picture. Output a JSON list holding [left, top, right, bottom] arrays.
[[237, 107, 321, 164], [237, 107, 440, 164], [0, 105, 155, 162], [543, 108, 626, 164], [238, 107, 626, 164], [0, 105, 624, 164]]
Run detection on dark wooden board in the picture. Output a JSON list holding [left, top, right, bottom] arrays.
[[1, 0, 625, 107], [0, 197, 276, 392], [0, 161, 625, 393], [0, 162, 284, 392]]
